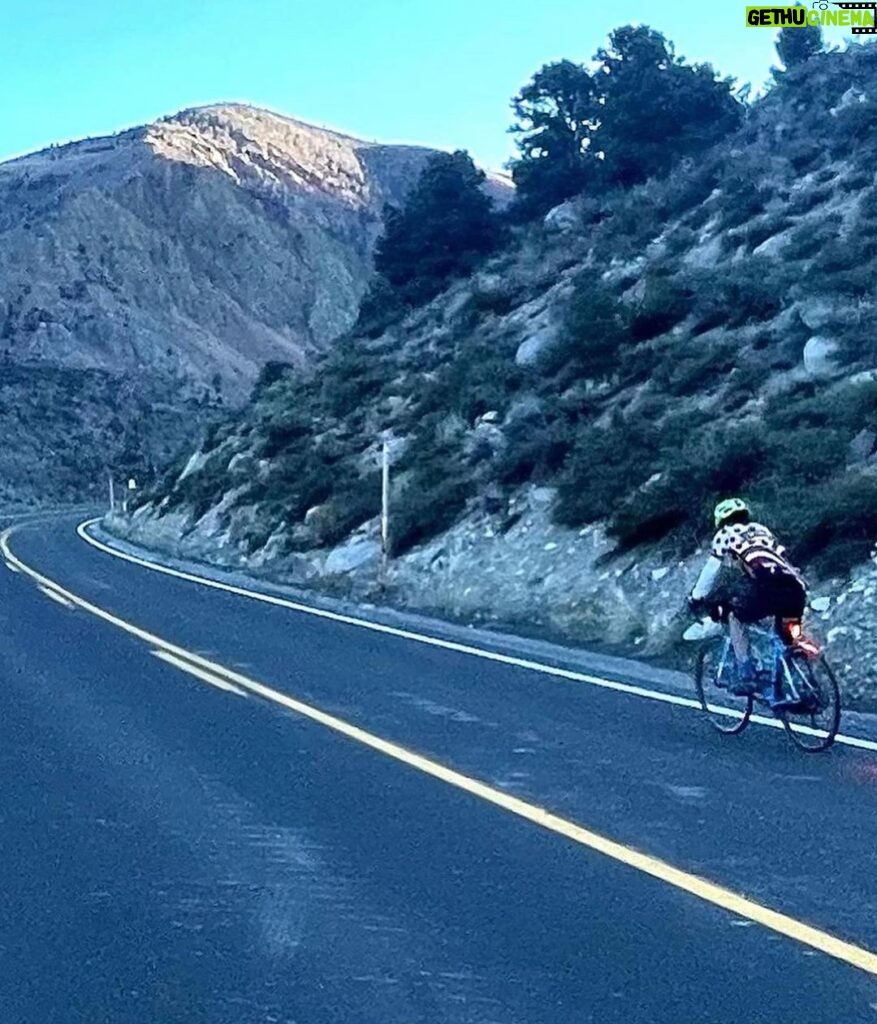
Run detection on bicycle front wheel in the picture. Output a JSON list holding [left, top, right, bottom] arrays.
[[779, 651, 841, 753], [694, 638, 753, 736]]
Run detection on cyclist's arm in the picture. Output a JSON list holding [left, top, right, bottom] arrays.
[[691, 555, 722, 600]]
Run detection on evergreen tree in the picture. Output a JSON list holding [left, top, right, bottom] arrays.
[[509, 60, 598, 217], [372, 150, 502, 306], [776, 7, 823, 69], [595, 26, 742, 188], [508, 25, 743, 214]]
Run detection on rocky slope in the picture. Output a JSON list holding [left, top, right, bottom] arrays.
[[109, 47, 877, 702], [0, 104, 509, 499]]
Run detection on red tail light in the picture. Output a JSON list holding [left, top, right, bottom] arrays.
[[781, 620, 820, 655]]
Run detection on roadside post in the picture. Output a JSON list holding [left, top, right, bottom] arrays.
[[123, 477, 137, 514], [380, 439, 390, 585]]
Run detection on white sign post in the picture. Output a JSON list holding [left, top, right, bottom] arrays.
[[123, 477, 137, 514]]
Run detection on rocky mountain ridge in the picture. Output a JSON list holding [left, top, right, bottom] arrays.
[[0, 104, 453, 399], [0, 103, 509, 499]]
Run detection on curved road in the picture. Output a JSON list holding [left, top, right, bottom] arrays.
[[2, 512, 877, 1023]]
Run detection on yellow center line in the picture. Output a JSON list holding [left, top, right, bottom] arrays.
[[4, 525, 877, 977], [38, 584, 74, 609], [151, 649, 248, 697]]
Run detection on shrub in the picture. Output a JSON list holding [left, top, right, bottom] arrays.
[[811, 234, 877, 274], [762, 473, 877, 576], [832, 102, 877, 154], [690, 262, 785, 328], [313, 472, 382, 547], [629, 276, 694, 342], [553, 418, 660, 527], [495, 416, 573, 485], [858, 185, 877, 223], [259, 413, 312, 459], [652, 338, 737, 397], [608, 422, 770, 550], [254, 361, 295, 393], [354, 277, 406, 339], [786, 187, 825, 215], [417, 343, 523, 424], [783, 215, 841, 261], [664, 226, 698, 257], [320, 344, 388, 419], [765, 427, 848, 484], [840, 170, 873, 193], [551, 272, 630, 380], [787, 141, 823, 175], [719, 181, 770, 229], [390, 474, 471, 555]]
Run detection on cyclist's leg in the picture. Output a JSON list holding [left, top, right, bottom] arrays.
[[728, 612, 750, 662]]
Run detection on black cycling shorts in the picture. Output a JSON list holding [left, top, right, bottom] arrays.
[[715, 573, 806, 625]]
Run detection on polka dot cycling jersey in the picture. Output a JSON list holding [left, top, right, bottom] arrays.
[[711, 521, 804, 582]]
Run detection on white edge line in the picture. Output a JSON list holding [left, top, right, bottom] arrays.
[[76, 520, 877, 755], [152, 649, 248, 697]]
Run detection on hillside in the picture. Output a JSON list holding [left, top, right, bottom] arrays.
[[0, 104, 508, 498], [112, 46, 877, 701]]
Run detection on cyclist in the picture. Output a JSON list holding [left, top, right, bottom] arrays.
[[688, 498, 807, 700]]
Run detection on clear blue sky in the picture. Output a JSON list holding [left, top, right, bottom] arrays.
[[0, 0, 859, 169]]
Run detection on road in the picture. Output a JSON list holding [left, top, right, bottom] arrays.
[[1, 512, 877, 1023]]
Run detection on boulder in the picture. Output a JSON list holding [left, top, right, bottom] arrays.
[[830, 86, 867, 118], [324, 538, 381, 575], [529, 486, 556, 509], [515, 326, 559, 367], [849, 428, 877, 464], [304, 504, 327, 526], [227, 451, 257, 480], [506, 396, 545, 424], [443, 289, 472, 322], [803, 335, 839, 377], [543, 200, 579, 233], [797, 297, 844, 331]]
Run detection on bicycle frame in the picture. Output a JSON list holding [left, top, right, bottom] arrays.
[[720, 622, 816, 706]]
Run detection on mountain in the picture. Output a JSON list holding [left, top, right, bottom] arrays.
[[112, 46, 877, 702], [0, 104, 509, 500], [2, 104, 448, 399]]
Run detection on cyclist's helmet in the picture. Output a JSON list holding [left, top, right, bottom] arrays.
[[713, 497, 749, 530]]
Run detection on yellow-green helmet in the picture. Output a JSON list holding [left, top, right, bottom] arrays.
[[714, 497, 749, 530]]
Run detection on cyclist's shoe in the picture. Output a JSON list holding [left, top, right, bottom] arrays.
[[768, 692, 819, 713]]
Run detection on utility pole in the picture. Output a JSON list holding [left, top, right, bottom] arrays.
[[108, 474, 116, 514]]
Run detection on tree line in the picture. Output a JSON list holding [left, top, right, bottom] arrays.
[[358, 18, 824, 326]]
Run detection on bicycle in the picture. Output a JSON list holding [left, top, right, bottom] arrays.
[[693, 612, 841, 753]]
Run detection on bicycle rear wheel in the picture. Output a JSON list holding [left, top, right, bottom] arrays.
[[694, 638, 753, 735], [779, 651, 841, 753]]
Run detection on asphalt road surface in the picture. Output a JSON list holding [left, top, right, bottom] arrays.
[[2, 511, 877, 1023]]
